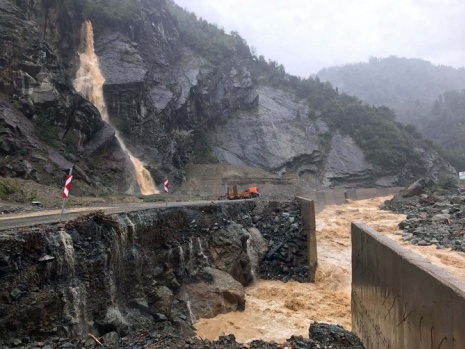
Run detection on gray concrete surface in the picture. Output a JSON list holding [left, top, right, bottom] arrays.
[[297, 197, 317, 282], [352, 222, 465, 349], [301, 187, 403, 213]]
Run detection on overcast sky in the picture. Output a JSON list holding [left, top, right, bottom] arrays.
[[173, 0, 465, 78]]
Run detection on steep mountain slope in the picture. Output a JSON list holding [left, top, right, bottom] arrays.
[[0, 0, 457, 196], [316, 56, 465, 170]]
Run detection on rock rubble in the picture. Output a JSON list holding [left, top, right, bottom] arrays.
[[383, 181, 465, 251], [253, 200, 309, 283], [3, 322, 363, 349]]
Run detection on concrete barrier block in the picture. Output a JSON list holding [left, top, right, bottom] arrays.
[[297, 197, 318, 282], [352, 222, 465, 349]]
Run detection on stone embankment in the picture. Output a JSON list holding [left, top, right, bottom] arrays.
[[383, 184, 465, 250]]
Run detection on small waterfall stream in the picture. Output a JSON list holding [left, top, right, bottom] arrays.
[[49, 230, 89, 338], [73, 20, 159, 195], [197, 237, 209, 264]]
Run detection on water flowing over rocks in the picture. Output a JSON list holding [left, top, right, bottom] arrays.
[[0, 0, 132, 194]]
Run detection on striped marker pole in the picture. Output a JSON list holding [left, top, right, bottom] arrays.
[[163, 177, 168, 207], [60, 167, 73, 222]]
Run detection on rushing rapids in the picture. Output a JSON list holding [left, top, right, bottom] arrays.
[[73, 20, 159, 195], [195, 197, 405, 343]]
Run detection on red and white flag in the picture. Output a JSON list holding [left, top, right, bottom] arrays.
[[62, 174, 73, 199], [164, 177, 169, 193]]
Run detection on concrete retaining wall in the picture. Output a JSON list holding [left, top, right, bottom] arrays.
[[302, 187, 403, 213], [352, 222, 465, 349], [297, 197, 317, 282]]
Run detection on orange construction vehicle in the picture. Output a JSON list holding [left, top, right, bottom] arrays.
[[226, 185, 260, 200]]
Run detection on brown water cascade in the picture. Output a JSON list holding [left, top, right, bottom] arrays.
[[73, 20, 159, 195]]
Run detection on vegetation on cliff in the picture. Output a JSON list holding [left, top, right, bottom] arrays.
[[0, 0, 456, 196], [317, 56, 465, 110], [422, 91, 465, 171], [168, 2, 442, 174], [317, 56, 465, 171]]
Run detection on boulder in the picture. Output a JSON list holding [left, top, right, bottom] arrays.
[[83, 123, 116, 156], [309, 322, 364, 348], [209, 223, 254, 286], [246, 227, 269, 273], [101, 331, 119, 345], [48, 150, 73, 171], [179, 267, 245, 320], [95, 306, 128, 336], [404, 178, 427, 197], [148, 286, 173, 317]]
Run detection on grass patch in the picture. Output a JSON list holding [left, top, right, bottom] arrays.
[[0, 178, 38, 202], [141, 194, 166, 202]]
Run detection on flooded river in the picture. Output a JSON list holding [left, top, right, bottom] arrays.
[[195, 197, 403, 343], [195, 196, 465, 343]]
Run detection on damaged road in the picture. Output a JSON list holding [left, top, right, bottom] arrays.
[[0, 198, 366, 348]]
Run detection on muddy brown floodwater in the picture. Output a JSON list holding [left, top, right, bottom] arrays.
[[195, 197, 405, 343], [196, 196, 465, 343]]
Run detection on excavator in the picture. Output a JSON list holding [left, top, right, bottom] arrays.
[[225, 185, 260, 200]]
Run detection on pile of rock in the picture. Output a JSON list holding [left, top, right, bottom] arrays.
[[7, 322, 363, 349], [253, 200, 308, 283], [383, 185, 465, 251]]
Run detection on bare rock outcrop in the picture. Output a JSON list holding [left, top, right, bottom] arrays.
[[179, 267, 245, 320]]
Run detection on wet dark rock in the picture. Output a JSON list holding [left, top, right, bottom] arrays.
[[180, 267, 245, 319], [255, 199, 308, 282], [101, 331, 120, 345], [404, 178, 427, 197], [309, 322, 365, 348], [209, 223, 255, 286], [148, 286, 173, 318], [10, 288, 22, 300]]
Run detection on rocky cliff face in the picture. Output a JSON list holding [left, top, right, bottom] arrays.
[[0, 0, 135, 194], [0, 0, 456, 194], [0, 202, 263, 344]]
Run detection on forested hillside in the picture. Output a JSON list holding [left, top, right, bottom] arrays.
[[316, 56, 465, 170], [421, 91, 465, 171], [317, 56, 465, 122]]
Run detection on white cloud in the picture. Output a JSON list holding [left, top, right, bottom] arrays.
[[173, 0, 465, 77]]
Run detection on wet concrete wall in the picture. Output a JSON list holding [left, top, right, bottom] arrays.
[[351, 222, 465, 349], [302, 187, 403, 213], [296, 197, 317, 282]]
